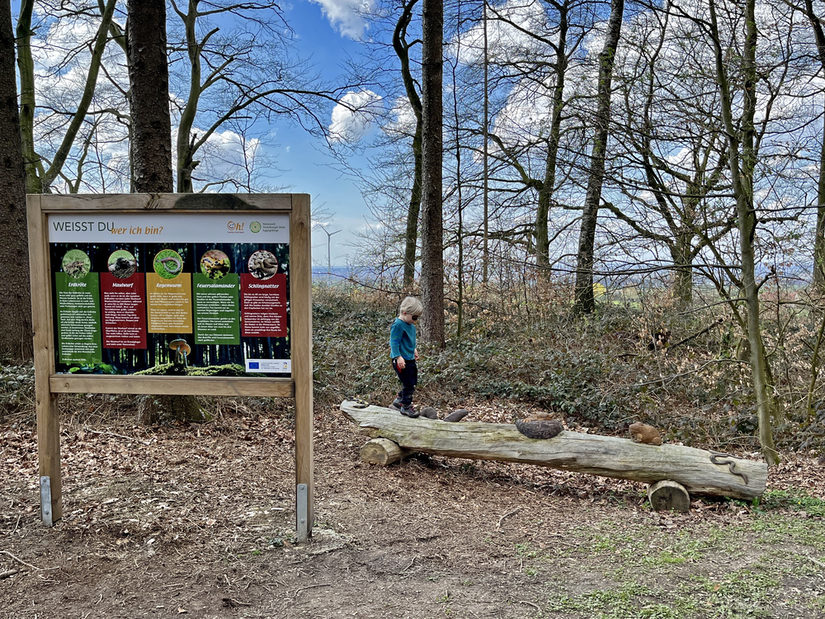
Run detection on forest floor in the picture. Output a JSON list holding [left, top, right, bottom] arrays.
[[1, 395, 824, 619]]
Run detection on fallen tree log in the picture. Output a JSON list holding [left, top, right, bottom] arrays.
[[340, 401, 767, 500]]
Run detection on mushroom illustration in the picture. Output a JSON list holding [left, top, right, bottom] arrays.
[[169, 339, 191, 367]]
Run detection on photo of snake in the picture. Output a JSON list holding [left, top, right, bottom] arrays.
[[247, 250, 278, 280]]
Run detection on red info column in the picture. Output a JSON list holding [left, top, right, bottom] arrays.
[[240, 273, 287, 337], [100, 272, 147, 348]]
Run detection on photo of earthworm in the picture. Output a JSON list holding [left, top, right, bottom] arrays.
[[107, 249, 138, 279], [247, 250, 278, 280], [152, 249, 184, 279], [199, 249, 231, 280], [61, 249, 91, 279]]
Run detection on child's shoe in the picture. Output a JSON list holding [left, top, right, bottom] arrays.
[[399, 404, 418, 418], [390, 398, 403, 410]]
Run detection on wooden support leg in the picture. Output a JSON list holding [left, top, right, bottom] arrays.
[[360, 438, 406, 466], [648, 480, 690, 513], [37, 395, 62, 524]]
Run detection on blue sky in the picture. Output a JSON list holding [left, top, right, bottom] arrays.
[[265, 0, 377, 267]]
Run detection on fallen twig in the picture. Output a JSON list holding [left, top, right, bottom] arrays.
[[519, 600, 542, 612], [0, 569, 21, 579], [293, 583, 332, 598], [497, 507, 521, 529], [222, 598, 252, 608], [806, 555, 825, 569], [0, 550, 39, 571]]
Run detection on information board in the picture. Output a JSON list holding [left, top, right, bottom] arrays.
[[48, 212, 292, 376], [29, 194, 314, 539]]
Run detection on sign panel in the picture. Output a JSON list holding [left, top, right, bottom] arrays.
[[48, 212, 291, 376]]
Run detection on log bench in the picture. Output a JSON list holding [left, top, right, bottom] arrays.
[[340, 400, 768, 511]]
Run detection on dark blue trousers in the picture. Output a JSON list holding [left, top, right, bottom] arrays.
[[392, 358, 417, 406]]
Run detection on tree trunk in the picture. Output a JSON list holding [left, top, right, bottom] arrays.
[[805, 0, 825, 291], [15, 0, 41, 194], [710, 0, 778, 464], [127, 0, 173, 192], [419, 0, 445, 346], [393, 0, 422, 290], [0, 0, 32, 361], [340, 402, 767, 500], [671, 234, 693, 310], [127, 0, 201, 423], [176, 0, 201, 193], [573, 0, 624, 314], [815, 110, 825, 290], [535, 3, 568, 272]]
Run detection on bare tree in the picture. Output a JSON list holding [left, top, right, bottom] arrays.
[[393, 0, 423, 289], [802, 0, 825, 289], [0, 0, 31, 361], [708, 0, 779, 463], [607, 7, 734, 309], [420, 0, 445, 345], [127, 0, 173, 192], [170, 0, 352, 192], [573, 0, 624, 314], [16, 0, 119, 193]]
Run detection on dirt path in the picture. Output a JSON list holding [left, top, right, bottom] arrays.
[[1, 403, 824, 618]]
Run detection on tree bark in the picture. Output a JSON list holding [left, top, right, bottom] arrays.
[[573, 0, 624, 314], [340, 401, 767, 500], [0, 0, 32, 361], [419, 0, 444, 345], [127, 0, 173, 193], [127, 0, 200, 423]]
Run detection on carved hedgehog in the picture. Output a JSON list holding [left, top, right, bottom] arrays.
[[515, 415, 563, 439]]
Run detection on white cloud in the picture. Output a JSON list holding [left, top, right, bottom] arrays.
[[329, 90, 384, 142], [452, 0, 550, 65], [308, 0, 374, 39], [383, 96, 417, 137]]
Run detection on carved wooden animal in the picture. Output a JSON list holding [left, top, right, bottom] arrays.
[[515, 415, 563, 439], [629, 422, 662, 446], [419, 406, 439, 419], [443, 409, 469, 422]]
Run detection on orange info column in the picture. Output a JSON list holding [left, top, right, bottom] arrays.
[[146, 271, 194, 334]]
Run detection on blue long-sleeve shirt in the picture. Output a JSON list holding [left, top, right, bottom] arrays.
[[389, 318, 416, 360]]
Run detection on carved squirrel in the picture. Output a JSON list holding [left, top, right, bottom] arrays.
[[629, 422, 662, 445]]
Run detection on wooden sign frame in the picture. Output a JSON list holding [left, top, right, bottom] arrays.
[[27, 193, 314, 540]]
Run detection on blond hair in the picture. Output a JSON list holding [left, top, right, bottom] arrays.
[[399, 296, 423, 316]]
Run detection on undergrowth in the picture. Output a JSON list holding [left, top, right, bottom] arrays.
[[310, 284, 825, 455], [4, 283, 824, 456]]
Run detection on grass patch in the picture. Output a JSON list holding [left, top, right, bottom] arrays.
[[751, 489, 825, 517]]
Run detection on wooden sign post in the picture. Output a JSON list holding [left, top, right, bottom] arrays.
[[27, 194, 314, 540]]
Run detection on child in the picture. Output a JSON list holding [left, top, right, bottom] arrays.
[[389, 296, 423, 417]]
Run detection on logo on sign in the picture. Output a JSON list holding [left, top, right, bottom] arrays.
[[249, 221, 262, 233], [227, 220, 245, 233]]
